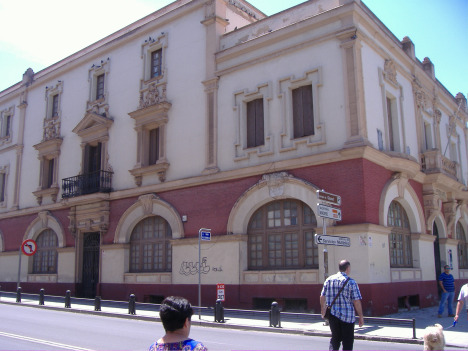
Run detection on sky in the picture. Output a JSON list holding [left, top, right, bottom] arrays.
[[0, 0, 466, 97]]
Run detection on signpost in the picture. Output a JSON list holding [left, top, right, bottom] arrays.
[[316, 189, 343, 280], [315, 234, 350, 247], [198, 228, 211, 319], [317, 191, 341, 206], [17, 239, 37, 289], [317, 204, 342, 221]]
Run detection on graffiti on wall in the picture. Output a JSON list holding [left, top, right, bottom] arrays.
[[179, 257, 223, 275]]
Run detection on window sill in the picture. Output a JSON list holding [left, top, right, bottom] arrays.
[[390, 267, 422, 282], [124, 272, 171, 284], [27, 274, 58, 283], [129, 161, 169, 186], [33, 186, 60, 205], [242, 268, 319, 285]]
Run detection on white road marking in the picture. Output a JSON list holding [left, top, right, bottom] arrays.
[[0, 331, 95, 351]]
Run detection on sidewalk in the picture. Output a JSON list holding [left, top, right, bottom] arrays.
[[1, 293, 467, 349]]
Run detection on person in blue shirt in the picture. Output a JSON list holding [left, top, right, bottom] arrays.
[[320, 260, 364, 351], [438, 265, 455, 318]]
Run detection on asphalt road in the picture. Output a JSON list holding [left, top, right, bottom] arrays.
[[0, 303, 424, 350]]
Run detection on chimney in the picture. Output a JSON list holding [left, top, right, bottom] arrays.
[[422, 57, 435, 80], [401, 36, 415, 59]]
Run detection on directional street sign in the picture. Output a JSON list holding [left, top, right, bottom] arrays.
[[315, 234, 350, 247], [317, 190, 341, 206], [317, 203, 342, 220]]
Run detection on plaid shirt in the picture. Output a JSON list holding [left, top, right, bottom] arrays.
[[321, 271, 362, 323]]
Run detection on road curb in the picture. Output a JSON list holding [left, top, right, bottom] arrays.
[[1, 300, 426, 346]]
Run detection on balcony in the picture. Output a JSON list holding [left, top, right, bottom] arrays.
[[420, 149, 461, 181], [62, 170, 113, 198]]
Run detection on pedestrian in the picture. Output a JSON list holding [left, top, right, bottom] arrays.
[[438, 265, 455, 318], [148, 296, 207, 351], [320, 259, 364, 351], [454, 282, 468, 322]]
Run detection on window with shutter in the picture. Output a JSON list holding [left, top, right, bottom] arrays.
[[292, 85, 314, 138], [246, 98, 264, 148]]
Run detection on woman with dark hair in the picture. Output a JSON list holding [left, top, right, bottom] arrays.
[[148, 296, 207, 351]]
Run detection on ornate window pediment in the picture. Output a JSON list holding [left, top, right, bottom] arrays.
[[73, 112, 113, 142]]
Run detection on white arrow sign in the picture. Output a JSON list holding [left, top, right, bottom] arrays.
[[315, 234, 350, 247]]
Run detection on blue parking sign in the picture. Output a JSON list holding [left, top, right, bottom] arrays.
[[200, 231, 211, 241]]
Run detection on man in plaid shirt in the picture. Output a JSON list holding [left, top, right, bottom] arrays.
[[320, 260, 364, 351]]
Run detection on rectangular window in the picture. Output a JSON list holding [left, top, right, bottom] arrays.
[[386, 97, 394, 151], [246, 98, 264, 148], [284, 233, 299, 267], [52, 95, 59, 118], [304, 231, 318, 267], [96, 73, 105, 100], [0, 173, 5, 202], [151, 49, 163, 79], [268, 234, 282, 267], [44, 158, 55, 188], [249, 235, 263, 268], [2, 115, 11, 138], [424, 122, 432, 150], [148, 128, 160, 165], [450, 141, 458, 162], [292, 85, 314, 138]]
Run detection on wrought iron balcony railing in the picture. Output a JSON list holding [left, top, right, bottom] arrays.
[[62, 170, 113, 198]]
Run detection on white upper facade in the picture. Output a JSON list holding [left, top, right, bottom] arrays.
[[0, 0, 466, 213]]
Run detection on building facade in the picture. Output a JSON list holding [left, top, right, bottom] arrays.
[[0, 0, 467, 316]]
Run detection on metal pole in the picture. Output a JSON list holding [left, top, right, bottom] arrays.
[[198, 228, 201, 319], [17, 247, 22, 290], [323, 217, 328, 280]]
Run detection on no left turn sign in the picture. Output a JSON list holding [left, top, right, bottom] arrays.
[[21, 239, 37, 256]]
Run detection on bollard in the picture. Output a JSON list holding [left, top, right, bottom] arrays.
[[65, 290, 71, 308], [214, 299, 224, 323], [16, 287, 22, 303], [39, 288, 45, 305], [94, 296, 101, 311], [269, 301, 281, 328], [128, 294, 136, 315]]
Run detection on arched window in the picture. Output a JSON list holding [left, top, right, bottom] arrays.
[[388, 201, 412, 267], [33, 229, 58, 273], [248, 199, 318, 270], [130, 216, 172, 272], [457, 222, 468, 269]]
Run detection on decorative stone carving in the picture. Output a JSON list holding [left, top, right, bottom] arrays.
[[38, 211, 50, 228], [261, 172, 291, 198], [412, 79, 427, 110], [68, 201, 110, 236], [139, 194, 158, 215], [443, 200, 457, 238], [392, 172, 408, 198], [434, 109, 442, 124], [139, 82, 167, 109], [384, 59, 398, 85], [43, 117, 61, 141]]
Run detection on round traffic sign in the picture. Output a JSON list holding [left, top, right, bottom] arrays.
[[21, 239, 38, 256]]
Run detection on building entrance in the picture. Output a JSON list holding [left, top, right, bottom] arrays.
[[82, 232, 100, 298]]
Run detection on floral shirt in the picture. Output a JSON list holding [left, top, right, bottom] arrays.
[[148, 338, 207, 351]]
